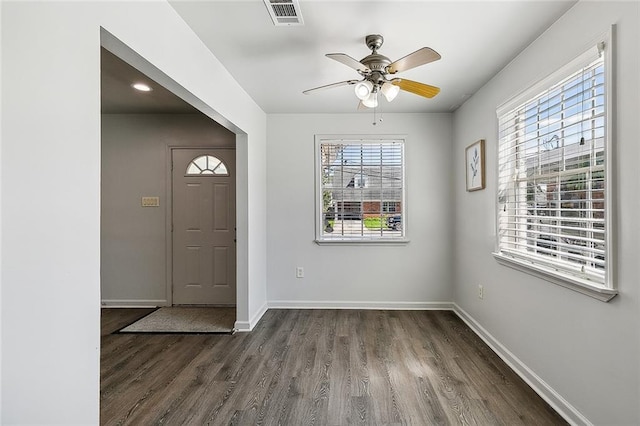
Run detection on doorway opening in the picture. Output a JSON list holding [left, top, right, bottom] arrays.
[[100, 30, 247, 327]]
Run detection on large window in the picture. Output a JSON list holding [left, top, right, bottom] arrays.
[[495, 37, 616, 301], [315, 136, 406, 243]]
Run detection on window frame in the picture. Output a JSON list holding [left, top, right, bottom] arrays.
[[314, 135, 409, 245], [493, 30, 617, 301], [185, 154, 229, 176]]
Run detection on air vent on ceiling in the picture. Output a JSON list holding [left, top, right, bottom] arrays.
[[263, 0, 304, 26]]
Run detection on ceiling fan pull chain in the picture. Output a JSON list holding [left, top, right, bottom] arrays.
[[372, 104, 383, 126]]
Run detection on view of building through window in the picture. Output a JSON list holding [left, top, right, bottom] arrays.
[[318, 139, 405, 240], [497, 47, 609, 287]]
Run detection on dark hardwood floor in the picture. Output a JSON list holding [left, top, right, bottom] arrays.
[[101, 309, 566, 425]]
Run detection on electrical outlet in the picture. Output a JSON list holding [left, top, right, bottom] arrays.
[[478, 285, 484, 300], [296, 266, 304, 278]]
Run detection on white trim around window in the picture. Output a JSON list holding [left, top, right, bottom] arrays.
[[494, 28, 616, 301]]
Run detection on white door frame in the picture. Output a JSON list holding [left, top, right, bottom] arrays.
[[165, 145, 237, 306]]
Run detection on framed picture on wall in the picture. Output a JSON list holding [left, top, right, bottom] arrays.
[[466, 139, 485, 191]]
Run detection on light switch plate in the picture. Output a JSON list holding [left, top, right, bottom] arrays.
[[141, 196, 160, 207]]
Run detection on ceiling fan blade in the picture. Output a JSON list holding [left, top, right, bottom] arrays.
[[326, 53, 370, 72], [387, 47, 441, 74], [391, 78, 440, 98], [303, 80, 359, 95]]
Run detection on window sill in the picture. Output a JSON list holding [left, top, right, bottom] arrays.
[[315, 238, 410, 246], [492, 252, 617, 302]]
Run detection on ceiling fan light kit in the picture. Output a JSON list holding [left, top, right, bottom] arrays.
[[362, 92, 379, 108], [380, 82, 400, 102], [304, 34, 441, 109], [354, 80, 374, 100]]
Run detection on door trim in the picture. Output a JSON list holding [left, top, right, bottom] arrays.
[[165, 145, 236, 306]]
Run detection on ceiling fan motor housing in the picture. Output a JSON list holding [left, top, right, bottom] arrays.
[[361, 53, 391, 72]]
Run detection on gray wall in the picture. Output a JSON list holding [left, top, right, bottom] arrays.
[[101, 114, 235, 305], [267, 113, 454, 306], [451, 2, 639, 424], [1, 2, 268, 422]]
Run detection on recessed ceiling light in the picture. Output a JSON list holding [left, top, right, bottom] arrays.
[[132, 83, 152, 92]]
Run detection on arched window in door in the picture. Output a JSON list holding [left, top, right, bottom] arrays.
[[185, 155, 229, 176]]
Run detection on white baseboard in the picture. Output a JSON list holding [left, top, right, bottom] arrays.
[[268, 300, 454, 310], [452, 304, 591, 426], [234, 301, 268, 332], [234, 300, 453, 331], [101, 299, 167, 308]]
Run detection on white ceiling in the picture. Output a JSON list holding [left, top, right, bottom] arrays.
[[101, 1, 576, 115], [168, 0, 577, 114]]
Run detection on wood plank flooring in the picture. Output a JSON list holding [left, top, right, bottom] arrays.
[[101, 309, 566, 425]]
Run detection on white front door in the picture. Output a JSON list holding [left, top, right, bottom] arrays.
[[172, 148, 236, 305]]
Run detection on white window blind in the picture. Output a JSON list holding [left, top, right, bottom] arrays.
[[496, 42, 613, 291], [316, 138, 405, 242]]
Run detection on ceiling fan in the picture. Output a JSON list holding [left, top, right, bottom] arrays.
[[303, 34, 441, 108]]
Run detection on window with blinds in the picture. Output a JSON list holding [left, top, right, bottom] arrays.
[[495, 39, 615, 296], [315, 137, 406, 242]]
